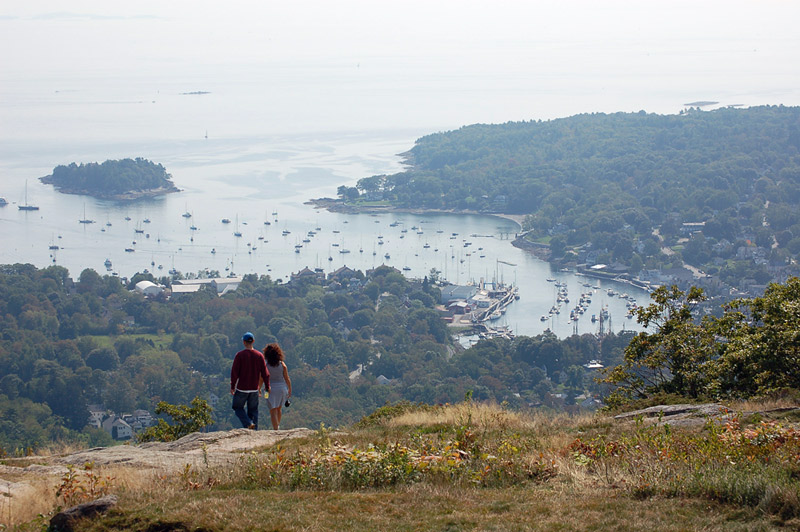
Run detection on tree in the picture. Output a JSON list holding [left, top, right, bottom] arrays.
[[136, 397, 212, 442], [549, 235, 566, 258], [86, 347, 120, 371], [601, 286, 714, 407], [710, 278, 800, 397]]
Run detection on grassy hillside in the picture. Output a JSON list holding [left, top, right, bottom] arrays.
[[5, 400, 800, 531]]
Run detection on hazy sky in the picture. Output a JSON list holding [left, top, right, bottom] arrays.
[[2, 1, 800, 135], [4, 1, 798, 77]]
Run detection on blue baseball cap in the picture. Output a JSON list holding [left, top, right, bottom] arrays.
[[242, 332, 255, 342]]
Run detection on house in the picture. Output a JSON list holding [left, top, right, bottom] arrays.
[[447, 301, 471, 314], [680, 222, 706, 235], [290, 267, 323, 282], [328, 265, 357, 281], [440, 284, 478, 304], [366, 265, 402, 278], [101, 415, 133, 440], [133, 409, 154, 427], [87, 406, 106, 429], [468, 291, 493, 308], [134, 280, 164, 297]]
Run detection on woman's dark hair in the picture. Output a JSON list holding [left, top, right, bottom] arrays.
[[263, 343, 285, 366]]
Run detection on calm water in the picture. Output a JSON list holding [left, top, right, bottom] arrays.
[[3, 1, 799, 336]]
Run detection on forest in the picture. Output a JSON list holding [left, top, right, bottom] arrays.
[[39, 158, 178, 198], [341, 106, 800, 291], [0, 263, 628, 453]]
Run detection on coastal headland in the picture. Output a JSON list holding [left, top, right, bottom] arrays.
[[306, 197, 526, 229]]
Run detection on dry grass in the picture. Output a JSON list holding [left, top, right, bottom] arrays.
[[68, 483, 785, 532], [386, 401, 537, 431], [7, 401, 800, 531], [726, 395, 800, 414], [0, 462, 169, 527], [1, 475, 54, 526]]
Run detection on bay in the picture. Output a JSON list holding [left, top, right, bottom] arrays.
[[0, 129, 651, 339]]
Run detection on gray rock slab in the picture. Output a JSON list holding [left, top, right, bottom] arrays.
[[614, 403, 734, 427], [50, 494, 118, 532]]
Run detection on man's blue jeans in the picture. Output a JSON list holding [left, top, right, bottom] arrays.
[[232, 390, 259, 429]]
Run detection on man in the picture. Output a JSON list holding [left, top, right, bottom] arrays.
[[230, 332, 270, 429]]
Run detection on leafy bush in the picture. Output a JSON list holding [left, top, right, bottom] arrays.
[[137, 397, 212, 443]]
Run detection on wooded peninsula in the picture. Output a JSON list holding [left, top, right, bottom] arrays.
[[336, 105, 800, 300], [39, 157, 179, 200]]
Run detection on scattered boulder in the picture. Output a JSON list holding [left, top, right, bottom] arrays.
[[50, 494, 118, 532], [614, 403, 734, 427]]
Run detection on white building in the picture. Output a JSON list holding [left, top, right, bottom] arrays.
[[134, 280, 165, 297], [171, 277, 242, 296], [87, 407, 106, 429], [101, 415, 133, 440]]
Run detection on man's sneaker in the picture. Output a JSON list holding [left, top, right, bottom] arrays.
[[248, 423, 256, 430]]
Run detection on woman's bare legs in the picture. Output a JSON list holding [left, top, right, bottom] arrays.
[[270, 407, 282, 430]]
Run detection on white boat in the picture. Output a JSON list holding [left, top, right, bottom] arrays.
[[18, 179, 38, 211], [79, 203, 95, 224]]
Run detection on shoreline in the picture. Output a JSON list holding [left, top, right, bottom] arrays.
[[38, 181, 181, 201], [305, 198, 657, 291], [306, 197, 526, 230]]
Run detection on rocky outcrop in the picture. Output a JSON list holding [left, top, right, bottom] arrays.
[[50, 495, 118, 532], [614, 403, 734, 427], [57, 427, 317, 471], [511, 234, 551, 260]]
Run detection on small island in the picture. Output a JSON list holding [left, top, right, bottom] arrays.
[[40, 158, 180, 200]]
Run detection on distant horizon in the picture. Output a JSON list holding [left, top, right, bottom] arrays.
[[3, 1, 800, 145]]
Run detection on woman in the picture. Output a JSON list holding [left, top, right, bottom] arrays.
[[262, 343, 292, 430]]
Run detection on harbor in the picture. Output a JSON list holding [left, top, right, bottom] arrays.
[[1, 140, 651, 341]]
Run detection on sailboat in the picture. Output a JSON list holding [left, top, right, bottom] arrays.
[[79, 203, 94, 224], [233, 215, 242, 237], [18, 179, 39, 211]]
